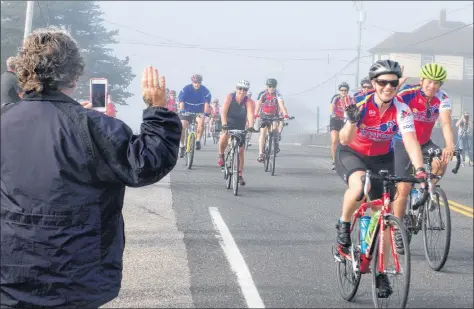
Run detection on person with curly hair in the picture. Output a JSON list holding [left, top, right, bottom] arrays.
[[0, 27, 182, 308]]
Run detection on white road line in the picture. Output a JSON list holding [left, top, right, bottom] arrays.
[[307, 144, 330, 149], [209, 207, 265, 309]]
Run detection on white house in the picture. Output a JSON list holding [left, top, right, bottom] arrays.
[[368, 9, 473, 118]]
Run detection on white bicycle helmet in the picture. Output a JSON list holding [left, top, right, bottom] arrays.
[[236, 79, 250, 89]]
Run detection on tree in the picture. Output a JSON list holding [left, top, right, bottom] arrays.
[[0, 1, 135, 105]]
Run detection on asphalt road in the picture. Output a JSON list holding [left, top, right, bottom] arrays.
[[103, 137, 473, 308]]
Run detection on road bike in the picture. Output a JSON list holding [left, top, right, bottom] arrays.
[[182, 112, 202, 170], [260, 115, 294, 176], [404, 148, 462, 271], [333, 170, 429, 308], [222, 128, 257, 196]]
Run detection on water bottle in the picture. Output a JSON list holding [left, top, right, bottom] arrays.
[[364, 210, 381, 245], [411, 188, 420, 206], [359, 216, 371, 254]]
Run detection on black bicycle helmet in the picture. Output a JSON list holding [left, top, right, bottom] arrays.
[[338, 82, 350, 90], [369, 60, 402, 80], [266, 78, 277, 87], [360, 76, 370, 86]]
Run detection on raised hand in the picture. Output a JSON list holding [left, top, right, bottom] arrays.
[[141, 65, 166, 107]]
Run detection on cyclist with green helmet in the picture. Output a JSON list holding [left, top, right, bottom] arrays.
[[391, 63, 454, 254]]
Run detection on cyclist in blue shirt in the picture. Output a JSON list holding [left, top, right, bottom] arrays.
[[178, 74, 212, 157]]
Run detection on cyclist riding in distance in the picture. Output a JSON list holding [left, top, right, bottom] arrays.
[[178, 74, 211, 158], [218, 80, 256, 185], [391, 63, 454, 245], [329, 82, 352, 170], [245, 91, 255, 147], [335, 60, 427, 297], [353, 76, 374, 97], [209, 98, 221, 135], [167, 90, 178, 112], [255, 78, 289, 163]]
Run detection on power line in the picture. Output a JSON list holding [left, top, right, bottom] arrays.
[[102, 18, 361, 62], [286, 19, 472, 97], [401, 22, 473, 49], [286, 55, 370, 97]]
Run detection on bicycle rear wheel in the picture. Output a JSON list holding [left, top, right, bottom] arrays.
[[187, 134, 195, 170], [371, 214, 411, 309], [336, 216, 362, 301], [422, 186, 451, 271], [232, 141, 240, 196]]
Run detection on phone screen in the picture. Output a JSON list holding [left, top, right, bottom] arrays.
[[91, 83, 106, 108]]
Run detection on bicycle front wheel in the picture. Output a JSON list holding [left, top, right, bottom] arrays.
[[371, 214, 411, 309], [422, 186, 451, 271], [270, 135, 277, 176], [264, 135, 271, 172], [336, 216, 361, 301], [187, 134, 195, 170], [232, 142, 240, 196]]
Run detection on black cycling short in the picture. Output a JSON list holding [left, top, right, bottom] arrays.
[[179, 114, 200, 123], [330, 117, 344, 131], [335, 144, 395, 200], [393, 138, 441, 177]]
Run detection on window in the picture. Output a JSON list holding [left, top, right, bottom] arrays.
[[380, 54, 390, 60], [464, 58, 473, 80], [421, 55, 434, 67]]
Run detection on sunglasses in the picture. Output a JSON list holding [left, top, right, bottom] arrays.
[[362, 85, 373, 89], [339, 89, 348, 92], [237, 87, 249, 92], [374, 79, 399, 88], [267, 86, 275, 89]]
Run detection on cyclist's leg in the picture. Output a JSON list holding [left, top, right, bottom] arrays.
[[195, 115, 204, 149], [179, 115, 191, 157], [218, 130, 228, 166], [334, 144, 368, 247], [392, 138, 413, 220], [330, 118, 343, 166], [258, 118, 268, 162]]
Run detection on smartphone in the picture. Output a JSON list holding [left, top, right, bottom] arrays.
[[90, 78, 108, 113]]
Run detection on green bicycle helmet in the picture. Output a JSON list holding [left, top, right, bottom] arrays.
[[420, 63, 447, 82]]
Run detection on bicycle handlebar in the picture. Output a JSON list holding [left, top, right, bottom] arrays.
[[364, 169, 430, 207], [425, 148, 462, 174]]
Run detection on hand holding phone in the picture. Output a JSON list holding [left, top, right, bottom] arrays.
[[90, 78, 108, 112]]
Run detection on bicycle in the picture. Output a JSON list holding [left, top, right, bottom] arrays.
[[260, 115, 294, 176], [212, 117, 222, 145], [181, 112, 203, 170], [222, 128, 257, 196], [333, 169, 429, 308], [404, 148, 462, 271]]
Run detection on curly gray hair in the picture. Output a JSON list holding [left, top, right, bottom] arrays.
[[15, 26, 85, 92]]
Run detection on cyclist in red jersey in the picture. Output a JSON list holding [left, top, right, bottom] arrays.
[[255, 78, 289, 162], [209, 98, 221, 136], [353, 76, 373, 97], [392, 63, 454, 242], [335, 60, 427, 297], [329, 82, 352, 169], [166, 90, 178, 112], [218, 80, 256, 185]]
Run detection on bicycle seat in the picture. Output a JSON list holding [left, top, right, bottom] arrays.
[[378, 170, 389, 177]]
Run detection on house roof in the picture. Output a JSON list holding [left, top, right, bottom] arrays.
[[369, 20, 473, 56]]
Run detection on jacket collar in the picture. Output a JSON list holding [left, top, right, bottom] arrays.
[[22, 89, 80, 106]]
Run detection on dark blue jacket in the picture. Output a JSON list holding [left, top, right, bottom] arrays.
[[0, 90, 181, 308]]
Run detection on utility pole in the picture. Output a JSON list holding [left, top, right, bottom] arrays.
[[24, 1, 35, 40], [316, 106, 320, 134], [354, 1, 365, 88]]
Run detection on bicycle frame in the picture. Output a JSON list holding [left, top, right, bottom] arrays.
[[183, 113, 201, 152]]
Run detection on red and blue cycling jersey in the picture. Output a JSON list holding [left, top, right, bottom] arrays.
[[394, 84, 451, 145], [330, 94, 347, 119], [348, 92, 415, 156]]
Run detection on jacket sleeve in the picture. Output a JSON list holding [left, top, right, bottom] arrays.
[[87, 107, 182, 187]]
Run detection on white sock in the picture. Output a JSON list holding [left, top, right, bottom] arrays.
[[180, 142, 184, 147]]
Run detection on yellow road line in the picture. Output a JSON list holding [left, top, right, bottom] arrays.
[[439, 201, 474, 218], [448, 200, 473, 213]]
